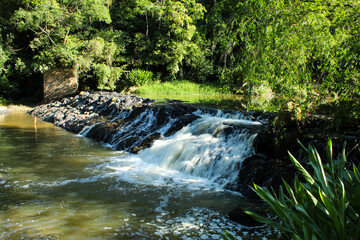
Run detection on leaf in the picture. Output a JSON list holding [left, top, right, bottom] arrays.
[[221, 230, 236, 240], [318, 188, 344, 239], [353, 163, 360, 183], [245, 211, 289, 232], [288, 151, 315, 185], [297, 139, 309, 156], [326, 138, 334, 174]]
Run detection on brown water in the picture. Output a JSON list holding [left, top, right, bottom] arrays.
[[0, 111, 273, 239]]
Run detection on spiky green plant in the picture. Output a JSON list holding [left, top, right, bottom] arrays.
[[246, 139, 360, 240], [126, 69, 154, 87]]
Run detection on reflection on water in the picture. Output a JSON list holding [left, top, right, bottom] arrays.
[[0, 111, 274, 239]]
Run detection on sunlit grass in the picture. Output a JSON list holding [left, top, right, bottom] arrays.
[[133, 80, 231, 95]]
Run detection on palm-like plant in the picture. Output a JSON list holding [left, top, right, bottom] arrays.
[[244, 139, 360, 240]]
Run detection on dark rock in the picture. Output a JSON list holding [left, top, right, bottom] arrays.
[[164, 114, 200, 137], [116, 136, 140, 151], [29, 91, 154, 135], [236, 154, 296, 199], [130, 132, 162, 153]]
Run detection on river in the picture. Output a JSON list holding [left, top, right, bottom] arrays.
[[0, 110, 274, 239]]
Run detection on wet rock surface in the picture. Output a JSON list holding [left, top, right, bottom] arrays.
[[29, 91, 155, 132], [29, 91, 204, 153]]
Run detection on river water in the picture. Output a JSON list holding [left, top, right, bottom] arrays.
[[0, 110, 273, 239]]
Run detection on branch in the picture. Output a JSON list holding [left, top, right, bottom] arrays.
[[64, 27, 70, 44], [38, 25, 56, 44]]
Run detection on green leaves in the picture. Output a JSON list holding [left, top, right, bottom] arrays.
[[12, 0, 113, 70], [247, 139, 360, 240]]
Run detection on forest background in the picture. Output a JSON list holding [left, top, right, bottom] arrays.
[[0, 0, 359, 121]]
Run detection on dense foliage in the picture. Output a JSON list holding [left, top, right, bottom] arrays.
[[246, 139, 360, 240], [0, 0, 359, 102]]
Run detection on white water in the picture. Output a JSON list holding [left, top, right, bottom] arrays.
[[139, 116, 260, 187], [82, 109, 262, 189]]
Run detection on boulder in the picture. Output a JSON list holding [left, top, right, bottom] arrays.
[[43, 68, 78, 103]]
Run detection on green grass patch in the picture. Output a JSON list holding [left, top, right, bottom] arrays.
[[133, 80, 231, 95], [132, 80, 240, 109]]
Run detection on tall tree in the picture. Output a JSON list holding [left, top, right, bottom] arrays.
[[111, 0, 207, 80]]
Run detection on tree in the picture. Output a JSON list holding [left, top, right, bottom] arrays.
[[12, 0, 126, 90], [110, 0, 207, 80]]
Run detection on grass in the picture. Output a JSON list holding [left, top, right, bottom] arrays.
[[133, 80, 231, 95], [131, 80, 242, 109]]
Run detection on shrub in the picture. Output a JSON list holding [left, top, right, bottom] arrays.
[[93, 64, 125, 90], [246, 139, 360, 240], [126, 69, 154, 87], [0, 96, 7, 106]]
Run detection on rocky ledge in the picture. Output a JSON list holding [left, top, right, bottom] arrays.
[[29, 91, 203, 153]]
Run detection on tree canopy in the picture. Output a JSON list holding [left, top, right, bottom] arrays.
[[0, 0, 359, 101]]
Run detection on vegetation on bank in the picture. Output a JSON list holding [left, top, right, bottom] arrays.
[[0, 0, 359, 109], [0, 97, 7, 106], [222, 139, 360, 240], [133, 80, 229, 95]]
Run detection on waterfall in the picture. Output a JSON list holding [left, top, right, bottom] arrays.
[[81, 107, 263, 188], [138, 116, 261, 188]]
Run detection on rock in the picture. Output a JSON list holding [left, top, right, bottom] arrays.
[[130, 132, 162, 153], [43, 68, 78, 103], [29, 91, 154, 134], [236, 154, 296, 199], [164, 114, 200, 137]]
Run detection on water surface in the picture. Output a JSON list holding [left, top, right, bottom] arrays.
[[0, 111, 272, 239]]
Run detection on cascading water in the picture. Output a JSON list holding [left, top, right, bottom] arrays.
[[3, 94, 278, 239], [81, 108, 263, 188], [139, 117, 260, 187]]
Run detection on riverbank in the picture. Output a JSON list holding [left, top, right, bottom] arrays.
[[0, 105, 32, 114]]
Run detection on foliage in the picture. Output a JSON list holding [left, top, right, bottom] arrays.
[[0, 32, 16, 98], [93, 64, 125, 90], [0, 97, 7, 106], [126, 69, 154, 87], [12, 0, 113, 70], [134, 80, 227, 95], [202, 0, 360, 100], [246, 139, 360, 240], [0, 0, 359, 109], [110, 0, 207, 79], [221, 230, 235, 240]]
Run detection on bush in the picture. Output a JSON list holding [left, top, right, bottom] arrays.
[[93, 64, 125, 90], [246, 139, 360, 240], [0, 96, 7, 106], [126, 69, 154, 87]]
